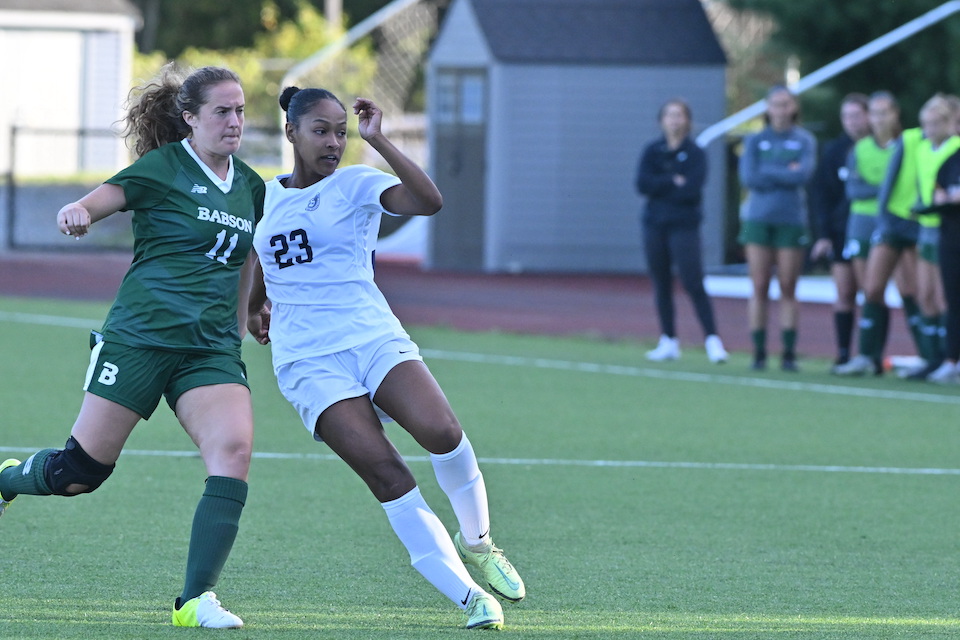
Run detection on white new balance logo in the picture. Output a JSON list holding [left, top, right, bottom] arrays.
[[191, 184, 208, 194]]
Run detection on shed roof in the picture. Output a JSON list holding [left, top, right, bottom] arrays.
[[0, 0, 140, 16], [470, 0, 725, 65]]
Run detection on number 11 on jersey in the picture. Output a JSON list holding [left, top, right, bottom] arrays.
[[206, 230, 239, 264]]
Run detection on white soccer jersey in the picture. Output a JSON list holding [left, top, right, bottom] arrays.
[[254, 164, 405, 368]]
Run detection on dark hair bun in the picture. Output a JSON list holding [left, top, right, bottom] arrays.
[[279, 86, 301, 112]]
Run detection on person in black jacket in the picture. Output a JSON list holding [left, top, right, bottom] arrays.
[[637, 99, 727, 363], [923, 147, 960, 383], [809, 93, 870, 367]]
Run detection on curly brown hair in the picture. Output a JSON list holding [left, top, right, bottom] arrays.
[[123, 64, 241, 158]]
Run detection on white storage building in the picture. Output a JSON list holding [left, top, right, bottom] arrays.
[[0, 0, 141, 177]]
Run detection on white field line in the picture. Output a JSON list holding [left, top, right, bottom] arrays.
[[3, 311, 956, 406], [3, 310, 960, 476], [418, 349, 960, 406], [0, 446, 957, 476]]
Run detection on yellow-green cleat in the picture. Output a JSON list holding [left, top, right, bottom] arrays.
[[465, 590, 503, 630], [0, 459, 21, 519], [454, 532, 525, 603], [172, 591, 243, 628]]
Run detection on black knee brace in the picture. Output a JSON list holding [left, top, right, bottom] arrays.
[[44, 436, 115, 496]]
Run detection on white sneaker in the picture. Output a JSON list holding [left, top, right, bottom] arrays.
[[704, 335, 728, 363], [831, 354, 878, 376], [646, 335, 680, 361], [927, 361, 960, 384], [897, 361, 931, 380]]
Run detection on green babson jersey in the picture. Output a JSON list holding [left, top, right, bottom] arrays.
[[102, 141, 264, 354]]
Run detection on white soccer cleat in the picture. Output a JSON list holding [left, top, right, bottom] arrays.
[[172, 591, 243, 628], [704, 335, 728, 363], [927, 360, 960, 385], [646, 335, 680, 361], [0, 458, 21, 519]]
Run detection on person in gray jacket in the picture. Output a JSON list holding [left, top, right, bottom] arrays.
[[738, 86, 817, 371]]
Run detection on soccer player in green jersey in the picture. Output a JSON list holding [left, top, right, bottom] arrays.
[[0, 64, 264, 628]]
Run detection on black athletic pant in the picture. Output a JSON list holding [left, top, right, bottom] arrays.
[[939, 237, 960, 361], [643, 222, 718, 338]]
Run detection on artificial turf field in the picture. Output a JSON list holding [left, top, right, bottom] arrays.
[[0, 295, 958, 639]]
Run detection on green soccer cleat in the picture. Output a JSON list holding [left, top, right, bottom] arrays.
[[454, 532, 525, 603], [172, 591, 243, 628], [0, 458, 21, 519], [464, 590, 503, 630]]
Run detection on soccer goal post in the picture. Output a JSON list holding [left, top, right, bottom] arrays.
[[697, 0, 960, 147]]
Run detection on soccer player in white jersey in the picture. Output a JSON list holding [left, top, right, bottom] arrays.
[[247, 87, 524, 630]]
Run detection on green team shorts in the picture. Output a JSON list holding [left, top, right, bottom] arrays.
[[83, 338, 249, 419], [871, 214, 919, 250], [918, 226, 939, 264], [871, 229, 916, 252], [738, 220, 809, 249], [842, 236, 872, 260], [918, 241, 939, 263]]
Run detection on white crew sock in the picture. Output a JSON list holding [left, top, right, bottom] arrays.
[[430, 432, 491, 548], [381, 486, 478, 609]]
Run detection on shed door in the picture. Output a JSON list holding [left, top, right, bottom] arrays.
[[432, 69, 487, 270]]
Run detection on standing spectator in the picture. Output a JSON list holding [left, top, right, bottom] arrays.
[[737, 86, 817, 371], [637, 98, 728, 363], [924, 146, 960, 383], [808, 93, 870, 367], [835, 106, 925, 375], [834, 92, 925, 372], [905, 95, 960, 378], [0, 65, 264, 628], [837, 94, 960, 377]]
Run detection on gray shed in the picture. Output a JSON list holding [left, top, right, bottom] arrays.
[[425, 0, 727, 273]]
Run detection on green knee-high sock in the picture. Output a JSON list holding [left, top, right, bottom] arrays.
[[781, 328, 797, 359], [180, 476, 248, 603], [751, 329, 767, 360], [876, 304, 889, 360], [859, 302, 887, 361], [901, 295, 924, 355], [834, 311, 855, 362], [940, 312, 949, 358], [920, 315, 943, 365], [0, 449, 57, 500]]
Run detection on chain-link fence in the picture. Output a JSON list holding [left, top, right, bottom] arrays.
[[1, 125, 284, 252]]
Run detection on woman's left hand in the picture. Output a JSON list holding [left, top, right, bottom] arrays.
[[354, 97, 383, 141], [247, 307, 271, 345]]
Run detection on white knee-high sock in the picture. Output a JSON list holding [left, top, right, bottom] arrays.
[[431, 432, 491, 547], [381, 486, 478, 609]]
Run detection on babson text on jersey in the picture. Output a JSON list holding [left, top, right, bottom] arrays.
[[196, 207, 253, 233]]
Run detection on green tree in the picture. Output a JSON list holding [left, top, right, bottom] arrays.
[[724, 0, 960, 136], [131, 1, 377, 168], [129, 0, 398, 57]]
